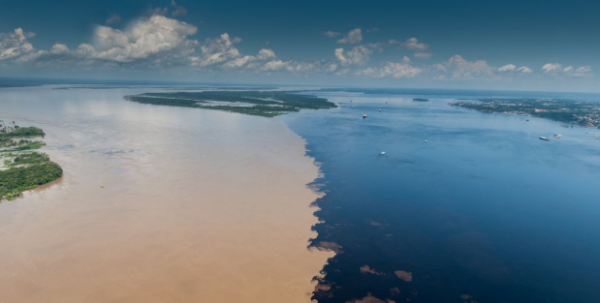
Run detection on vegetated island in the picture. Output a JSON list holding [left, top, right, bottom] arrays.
[[0, 121, 63, 200], [451, 98, 600, 128], [413, 98, 429, 102], [124, 91, 337, 117]]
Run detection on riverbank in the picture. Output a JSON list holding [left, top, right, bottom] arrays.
[[0, 86, 333, 303]]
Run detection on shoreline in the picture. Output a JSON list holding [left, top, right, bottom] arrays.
[[0, 96, 334, 303]]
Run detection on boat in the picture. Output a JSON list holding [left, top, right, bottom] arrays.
[[380, 151, 386, 156], [553, 133, 562, 139], [363, 114, 368, 118], [539, 136, 550, 141]]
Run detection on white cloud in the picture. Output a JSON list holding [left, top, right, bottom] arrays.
[[193, 33, 240, 66], [335, 45, 377, 66], [14, 42, 72, 63], [90, 15, 198, 63], [570, 66, 593, 77], [337, 28, 362, 44], [356, 57, 422, 78], [262, 59, 292, 71], [76, 43, 95, 56], [256, 48, 275, 60], [323, 31, 341, 38], [404, 37, 428, 51], [542, 63, 562, 73], [2, 17, 595, 84], [259, 59, 338, 75], [435, 55, 494, 80], [497, 64, 516, 72], [222, 48, 275, 69], [498, 64, 533, 75], [516, 66, 533, 74], [50, 43, 69, 54], [106, 13, 122, 25], [0, 28, 35, 61], [542, 63, 593, 77], [414, 52, 431, 59]]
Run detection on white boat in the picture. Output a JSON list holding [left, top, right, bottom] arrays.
[[363, 114, 368, 118], [380, 151, 386, 156], [539, 136, 550, 141]]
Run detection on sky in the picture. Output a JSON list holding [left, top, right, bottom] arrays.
[[0, 0, 599, 92]]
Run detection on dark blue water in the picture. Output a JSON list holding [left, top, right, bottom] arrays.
[[280, 91, 600, 303]]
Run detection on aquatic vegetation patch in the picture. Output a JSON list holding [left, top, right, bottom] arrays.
[[0, 122, 62, 200]]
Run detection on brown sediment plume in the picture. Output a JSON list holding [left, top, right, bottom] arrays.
[[394, 270, 413, 282], [359, 265, 384, 275], [0, 102, 334, 303]]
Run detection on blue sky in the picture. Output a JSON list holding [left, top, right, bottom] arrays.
[[1, 0, 599, 92]]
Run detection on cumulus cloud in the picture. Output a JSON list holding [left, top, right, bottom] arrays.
[[356, 56, 422, 78], [566, 65, 593, 77], [542, 63, 562, 73], [190, 33, 241, 66], [337, 28, 363, 44], [542, 63, 593, 77], [335, 44, 382, 65], [106, 13, 122, 25], [497, 64, 516, 72], [497, 64, 532, 74], [2, 16, 595, 83], [404, 37, 428, 51], [516, 66, 533, 74], [258, 59, 338, 75], [262, 59, 292, 71], [0, 28, 35, 61], [221, 48, 275, 69], [170, 1, 188, 16], [435, 55, 494, 80], [90, 15, 198, 63], [323, 31, 341, 38]]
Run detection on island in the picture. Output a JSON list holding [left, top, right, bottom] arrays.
[[413, 98, 429, 102], [0, 121, 63, 200], [451, 98, 600, 128], [124, 91, 337, 117]]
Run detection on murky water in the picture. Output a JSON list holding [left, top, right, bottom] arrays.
[[0, 86, 333, 303]]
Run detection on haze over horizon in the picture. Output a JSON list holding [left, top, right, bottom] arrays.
[[1, 0, 599, 92]]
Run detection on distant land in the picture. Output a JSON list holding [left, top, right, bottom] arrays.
[[452, 98, 600, 128], [124, 91, 337, 117]]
